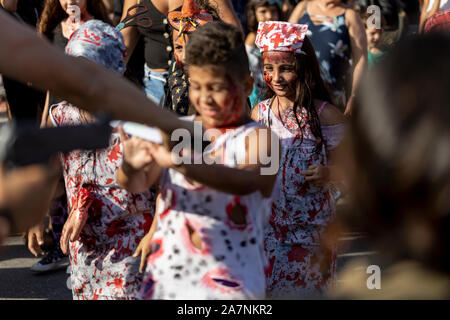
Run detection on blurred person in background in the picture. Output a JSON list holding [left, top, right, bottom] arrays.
[[360, 10, 387, 70], [0, 5, 195, 252], [51, 20, 154, 299], [331, 33, 450, 299], [420, 0, 450, 32], [162, 0, 219, 115], [39, 0, 112, 121], [289, 0, 367, 116], [112, 0, 125, 25], [0, 160, 61, 247], [118, 0, 240, 105], [245, 0, 283, 108], [0, 0, 45, 123], [27, 0, 112, 274], [357, 1, 409, 47], [423, 8, 450, 32]]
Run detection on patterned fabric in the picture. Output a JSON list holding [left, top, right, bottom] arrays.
[[424, 9, 450, 33], [255, 21, 309, 54], [246, 44, 264, 108], [257, 98, 345, 298], [163, 60, 189, 115], [50, 102, 155, 300], [49, 190, 69, 241], [138, 121, 272, 300], [298, 9, 351, 107], [66, 20, 127, 74]]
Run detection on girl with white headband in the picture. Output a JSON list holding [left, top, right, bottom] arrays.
[[252, 21, 346, 298]]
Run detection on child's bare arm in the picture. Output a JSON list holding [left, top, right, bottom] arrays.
[[250, 104, 259, 122], [133, 205, 159, 273], [302, 103, 346, 186], [148, 127, 280, 197], [288, 0, 307, 23]]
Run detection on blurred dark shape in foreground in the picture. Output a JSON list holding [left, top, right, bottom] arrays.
[[332, 32, 450, 299]]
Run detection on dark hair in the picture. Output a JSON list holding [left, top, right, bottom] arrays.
[[246, 0, 282, 33], [350, 33, 450, 272], [39, 0, 111, 38], [263, 36, 333, 154], [185, 21, 250, 81]]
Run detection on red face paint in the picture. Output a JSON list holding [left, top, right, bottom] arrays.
[[173, 33, 187, 68], [262, 51, 297, 98], [174, 51, 183, 68], [218, 75, 245, 129], [263, 51, 294, 65], [263, 70, 273, 89], [188, 65, 248, 130]]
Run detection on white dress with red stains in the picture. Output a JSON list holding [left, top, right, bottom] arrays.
[[137, 121, 272, 300], [257, 98, 345, 298], [50, 102, 155, 300]]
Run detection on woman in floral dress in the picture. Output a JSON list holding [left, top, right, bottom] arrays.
[[289, 0, 367, 115]]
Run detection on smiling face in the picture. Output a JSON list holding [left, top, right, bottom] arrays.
[[188, 65, 249, 129], [366, 27, 382, 49], [255, 5, 280, 23], [262, 51, 297, 99]]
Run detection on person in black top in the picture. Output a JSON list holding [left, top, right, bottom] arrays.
[[163, 0, 219, 115], [38, 0, 112, 125], [0, 0, 45, 123], [118, 0, 241, 105]]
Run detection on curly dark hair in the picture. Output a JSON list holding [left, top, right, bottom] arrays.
[[185, 21, 250, 82], [246, 0, 282, 33], [263, 36, 333, 154], [39, 0, 111, 39]]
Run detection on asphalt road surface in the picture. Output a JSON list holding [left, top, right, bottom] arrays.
[[0, 231, 374, 300], [0, 236, 72, 300]]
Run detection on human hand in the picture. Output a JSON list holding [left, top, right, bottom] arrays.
[[119, 125, 154, 171], [27, 222, 45, 257], [0, 159, 60, 233], [60, 186, 93, 255], [132, 230, 155, 273], [301, 164, 330, 187], [146, 141, 176, 169]]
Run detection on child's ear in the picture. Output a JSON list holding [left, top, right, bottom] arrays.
[[243, 75, 254, 97]]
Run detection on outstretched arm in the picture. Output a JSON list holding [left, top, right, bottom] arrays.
[[0, 10, 192, 136], [116, 127, 163, 193], [148, 127, 280, 197], [288, 0, 307, 23]]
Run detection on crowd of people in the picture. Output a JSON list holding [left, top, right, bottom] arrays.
[[0, 0, 449, 300]]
